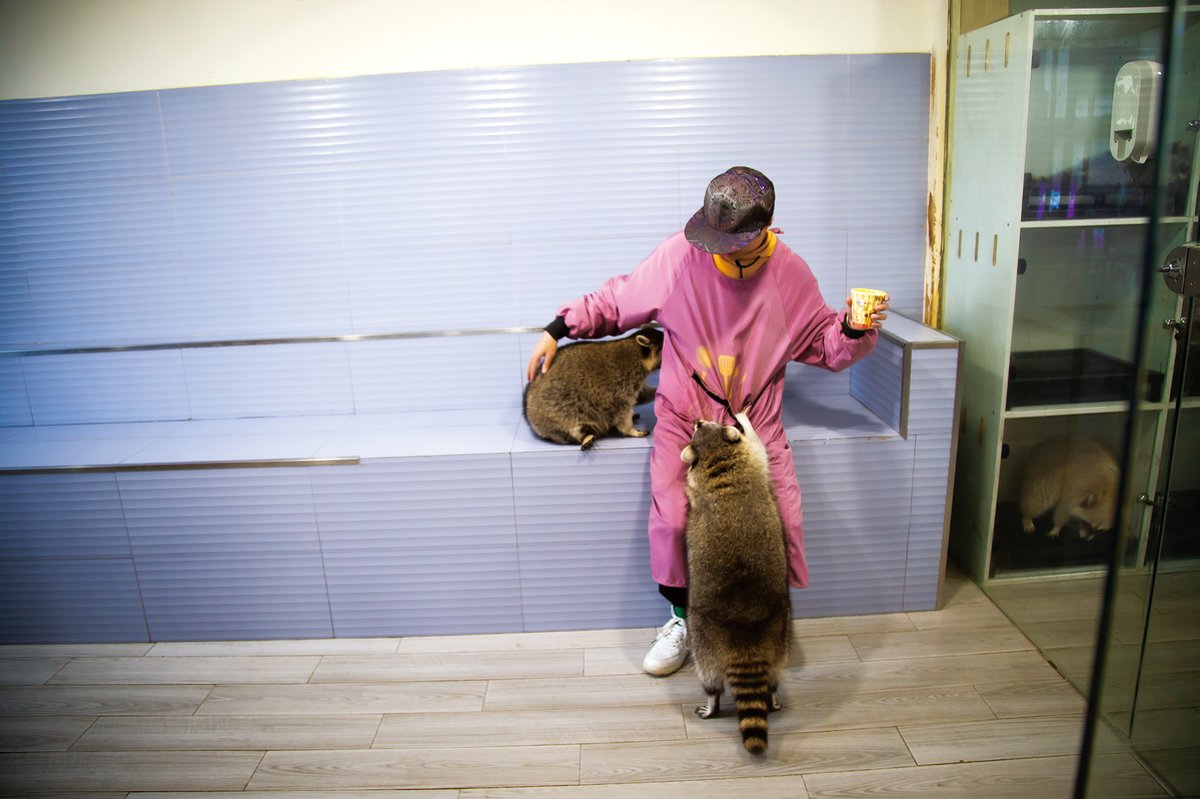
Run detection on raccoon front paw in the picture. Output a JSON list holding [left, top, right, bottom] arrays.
[[579, 435, 596, 450], [1021, 518, 1036, 534], [1046, 526, 1062, 538], [630, 429, 649, 438], [695, 701, 719, 719]]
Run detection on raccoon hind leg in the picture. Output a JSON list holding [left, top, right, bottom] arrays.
[[613, 407, 648, 438], [571, 424, 602, 450], [693, 653, 724, 719], [1046, 500, 1076, 538], [768, 670, 783, 712]]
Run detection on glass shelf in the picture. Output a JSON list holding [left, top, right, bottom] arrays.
[[1006, 347, 1163, 408], [1004, 400, 1150, 419], [989, 409, 1157, 578], [1009, 224, 1186, 412], [1021, 216, 1197, 229], [1022, 13, 1194, 223]]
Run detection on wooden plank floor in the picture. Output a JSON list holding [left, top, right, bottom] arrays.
[[0, 567, 1172, 798]]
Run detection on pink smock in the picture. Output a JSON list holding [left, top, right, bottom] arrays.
[[558, 232, 877, 589]]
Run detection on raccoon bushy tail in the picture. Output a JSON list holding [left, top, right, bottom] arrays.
[[728, 661, 773, 754]]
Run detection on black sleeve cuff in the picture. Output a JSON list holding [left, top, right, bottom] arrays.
[[841, 317, 868, 339], [544, 316, 570, 340]]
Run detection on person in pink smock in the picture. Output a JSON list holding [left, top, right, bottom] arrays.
[[525, 167, 889, 676]]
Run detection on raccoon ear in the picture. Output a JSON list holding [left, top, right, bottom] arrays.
[[635, 334, 652, 348], [680, 445, 695, 464], [723, 425, 742, 443]]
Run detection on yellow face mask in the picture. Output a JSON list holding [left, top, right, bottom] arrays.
[[712, 229, 776, 279]]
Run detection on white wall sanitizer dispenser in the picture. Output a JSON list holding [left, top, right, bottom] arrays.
[[1110, 60, 1163, 164]]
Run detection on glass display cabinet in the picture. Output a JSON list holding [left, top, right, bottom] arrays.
[[944, 8, 1199, 584]]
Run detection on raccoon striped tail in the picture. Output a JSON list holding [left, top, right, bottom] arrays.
[[728, 661, 773, 754]]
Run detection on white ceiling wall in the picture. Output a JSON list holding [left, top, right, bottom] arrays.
[[0, 0, 947, 100]]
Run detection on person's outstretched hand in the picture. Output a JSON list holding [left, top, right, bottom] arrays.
[[526, 331, 559, 381], [844, 294, 890, 330]]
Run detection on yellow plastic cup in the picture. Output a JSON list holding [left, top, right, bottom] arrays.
[[850, 288, 887, 328]]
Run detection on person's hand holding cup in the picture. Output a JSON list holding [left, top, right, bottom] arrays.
[[848, 288, 889, 330]]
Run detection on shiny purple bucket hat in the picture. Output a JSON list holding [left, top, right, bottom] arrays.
[[684, 166, 775, 254]]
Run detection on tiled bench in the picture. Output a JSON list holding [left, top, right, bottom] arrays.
[[0, 315, 960, 643]]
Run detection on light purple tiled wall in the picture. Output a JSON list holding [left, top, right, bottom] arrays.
[[0, 54, 930, 427], [0, 55, 944, 642]]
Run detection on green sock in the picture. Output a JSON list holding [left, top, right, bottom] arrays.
[[672, 605, 687, 620]]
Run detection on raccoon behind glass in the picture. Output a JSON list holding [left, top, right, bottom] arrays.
[[523, 327, 663, 450], [681, 413, 792, 755], [1018, 435, 1119, 540]]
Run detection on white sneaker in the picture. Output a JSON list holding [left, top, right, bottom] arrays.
[[642, 615, 688, 676]]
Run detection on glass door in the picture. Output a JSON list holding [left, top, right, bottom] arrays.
[[1081, 4, 1200, 796], [1131, 273, 1199, 797]]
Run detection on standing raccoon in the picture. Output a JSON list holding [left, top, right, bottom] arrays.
[[1019, 435, 1119, 540], [681, 412, 791, 755], [523, 327, 663, 450]]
